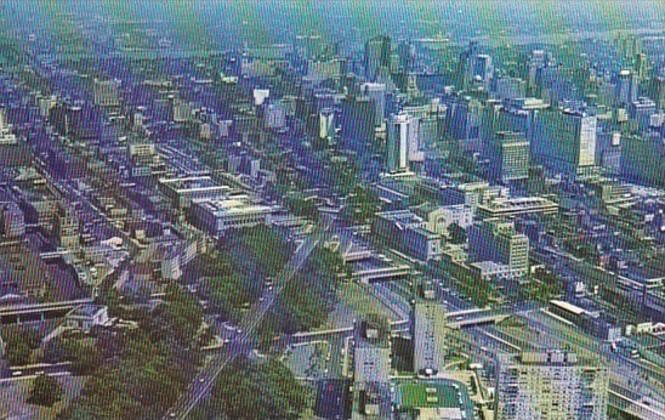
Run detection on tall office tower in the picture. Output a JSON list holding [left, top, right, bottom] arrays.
[[628, 97, 657, 131], [488, 131, 530, 184], [386, 112, 417, 173], [456, 41, 480, 90], [0, 108, 17, 145], [55, 203, 79, 251], [1, 203, 25, 238], [361, 82, 387, 127], [412, 280, 447, 376], [615, 69, 639, 106], [468, 218, 529, 277], [364, 35, 391, 81], [621, 132, 665, 188], [397, 39, 415, 72], [319, 107, 335, 142], [353, 315, 392, 418], [446, 95, 483, 149], [649, 75, 665, 110], [264, 101, 287, 130], [495, 350, 609, 420], [595, 126, 622, 175], [406, 74, 421, 102], [495, 76, 527, 100], [93, 78, 120, 107], [634, 52, 648, 81], [527, 50, 547, 93], [340, 95, 376, 148], [531, 109, 597, 177], [473, 54, 493, 87]]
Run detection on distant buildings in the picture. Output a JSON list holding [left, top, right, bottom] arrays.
[[93, 78, 121, 107], [468, 218, 529, 279], [495, 350, 609, 420]]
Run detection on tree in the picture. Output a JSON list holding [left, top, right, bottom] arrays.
[[28, 374, 62, 407], [448, 223, 467, 244], [4, 329, 40, 366], [205, 358, 307, 419]]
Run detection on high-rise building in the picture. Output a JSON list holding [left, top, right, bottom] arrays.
[[456, 41, 480, 90], [468, 218, 529, 277], [364, 35, 391, 81], [527, 50, 548, 93], [412, 280, 447, 376], [319, 107, 335, 141], [341, 95, 376, 148], [473, 54, 494, 87], [495, 76, 527, 100], [649, 75, 665, 110], [495, 350, 609, 420], [628, 97, 656, 131], [488, 131, 530, 184], [531, 109, 597, 177], [615, 70, 639, 107], [0, 108, 17, 145], [264, 101, 287, 130], [1, 203, 25, 238], [93, 78, 120, 107], [353, 315, 392, 418], [386, 112, 417, 172], [634, 52, 648, 80], [56, 203, 79, 251], [621, 132, 665, 188], [361, 82, 387, 127]]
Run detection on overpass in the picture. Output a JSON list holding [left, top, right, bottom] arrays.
[[448, 314, 510, 329], [352, 264, 411, 283], [39, 250, 71, 261], [609, 388, 665, 419], [0, 298, 93, 324]]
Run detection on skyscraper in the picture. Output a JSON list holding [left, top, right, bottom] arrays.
[[386, 112, 417, 173], [468, 218, 529, 278], [488, 131, 530, 184], [531, 109, 597, 177], [361, 82, 387, 127], [93, 78, 121, 107], [615, 69, 639, 106], [340, 95, 376, 148], [364, 35, 391, 81], [495, 350, 609, 420], [412, 280, 447, 376], [353, 315, 392, 418]]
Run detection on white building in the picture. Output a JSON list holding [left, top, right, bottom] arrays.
[[189, 196, 276, 236], [495, 350, 609, 420]]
